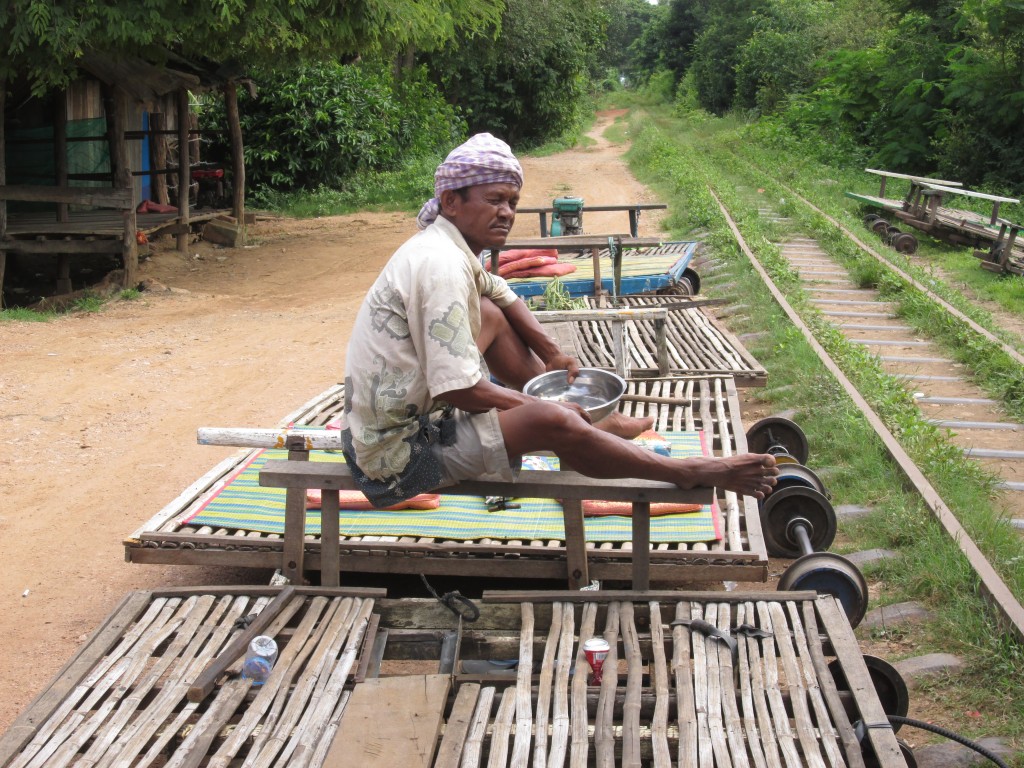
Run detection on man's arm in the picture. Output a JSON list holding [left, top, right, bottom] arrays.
[[439, 374, 591, 422], [500, 298, 580, 381]]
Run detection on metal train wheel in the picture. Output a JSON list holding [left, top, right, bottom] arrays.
[[760, 485, 837, 558], [829, 655, 910, 730], [679, 267, 701, 296], [745, 416, 810, 465], [892, 232, 918, 254], [778, 551, 869, 627], [773, 463, 829, 497]]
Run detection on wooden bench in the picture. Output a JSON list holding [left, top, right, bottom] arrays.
[[517, 202, 667, 237], [258, 441, 714, 591], [918, 182, 1019, 227], [0, 183, 137, 296]]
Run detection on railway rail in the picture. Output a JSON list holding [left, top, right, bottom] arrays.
[[705, 186, 1024, 645]]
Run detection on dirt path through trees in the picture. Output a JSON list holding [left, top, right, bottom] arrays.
[[0, 112, 668, 730]]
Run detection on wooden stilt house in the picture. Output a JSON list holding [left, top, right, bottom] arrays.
[[0, 53, 248, 304]]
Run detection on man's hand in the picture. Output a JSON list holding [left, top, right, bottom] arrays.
[[544, 353, 581, 384]]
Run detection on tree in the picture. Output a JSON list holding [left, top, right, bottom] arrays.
[[0, 0, 504, 95], [422, 0, 607, 147]]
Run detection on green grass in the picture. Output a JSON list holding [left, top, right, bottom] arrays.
[[0, 306, 55, 322], [623, 112, 1024, 747]]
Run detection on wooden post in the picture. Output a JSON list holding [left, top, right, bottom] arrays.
[[54, 90, 71, 294], [150, 111, 168, 206], [107, 86, 137, 288], [54, 92, 69, 224], [0, 78, 6, 306], [176, 88, 190, 252], [224, 81, 246, 246], [282, 436, 311, 585], [561, 499, 588, 589], [631, 502, 650, 590]]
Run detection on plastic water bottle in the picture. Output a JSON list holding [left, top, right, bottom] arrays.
[[242, 635, 278, 686]]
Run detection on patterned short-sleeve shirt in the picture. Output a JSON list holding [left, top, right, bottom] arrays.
[[342, 216, 518, 480]]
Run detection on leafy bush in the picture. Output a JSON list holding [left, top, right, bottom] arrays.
[[206, 62, 464, 192]]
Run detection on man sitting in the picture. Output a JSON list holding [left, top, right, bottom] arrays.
[[340, 133, 777, 508]]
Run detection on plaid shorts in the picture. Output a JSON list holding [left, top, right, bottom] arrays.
[[342, 408, 517, 508]]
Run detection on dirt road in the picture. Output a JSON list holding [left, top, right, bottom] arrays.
[[0, 112, 668, 730]]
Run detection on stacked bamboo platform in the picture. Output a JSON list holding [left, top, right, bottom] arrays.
[[548, 295, 767, 385], [125, 378, 769, 584], [0, 588, 909, 767]]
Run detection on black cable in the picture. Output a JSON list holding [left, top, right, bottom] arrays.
[[419, 574, 480, 622], [888, 716, 1009, 768], [857, 716, 1009, 768]]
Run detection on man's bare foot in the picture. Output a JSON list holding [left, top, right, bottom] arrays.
[[594, 411, 655, 439], [674, 453, 779, 500]]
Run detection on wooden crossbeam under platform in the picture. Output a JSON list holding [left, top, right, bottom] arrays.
[[0, 588, 910, 768]]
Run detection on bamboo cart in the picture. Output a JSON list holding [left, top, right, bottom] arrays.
[[845, 168, 1021, 261], [0, 587, 910, 767], [124, 378, 769, 586]]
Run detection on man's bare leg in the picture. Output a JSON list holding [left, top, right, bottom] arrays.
[[498, 401, 778, 499], [476, 296, 545, 387]]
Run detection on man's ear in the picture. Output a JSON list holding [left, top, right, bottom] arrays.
[[439, 189, 461, 217]]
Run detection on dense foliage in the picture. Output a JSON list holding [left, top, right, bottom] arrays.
[[0, 0, 503, 95], [209, 63, 463, 192], [623, 0, 1024, 192], [419, 0, 607, 147]]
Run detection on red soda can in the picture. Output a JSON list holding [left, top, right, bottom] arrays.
[[583, 637, 611, 684]]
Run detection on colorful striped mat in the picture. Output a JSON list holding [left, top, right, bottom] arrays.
[[181, 431, 720, 543]]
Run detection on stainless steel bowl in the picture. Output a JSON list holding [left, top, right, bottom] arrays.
[[524, 368, 626, 422]]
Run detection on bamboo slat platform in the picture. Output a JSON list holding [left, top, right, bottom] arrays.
[[125, 379, 769, 584], [541, 295, 767, 386], [0, 586, 385, 768], [1, 588, 909, 767]]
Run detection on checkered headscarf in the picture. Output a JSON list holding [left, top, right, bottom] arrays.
[[416, 133, 524, 229]]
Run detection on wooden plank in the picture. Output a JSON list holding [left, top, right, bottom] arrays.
[[518, 203, 666, 213], [488, 687, 518, 767], [922, 182, 1018, 204], [817, 597, 906, 767], [864, 168, 962, 186], [511, 604, 536, 766], [322, 675, 451, 768], [176, 88, 190, 251], [186, 586, 296, 702], [0, 185, 133, 208], [548, 602, 575, 768], [562, 499, 588, 589], [0, 238, 123, 255], [260, 460, 713, 505], [569, 604, 598, 768], [501, 235, 661, 251], [619, 603, 642, 768], [463, 686, 497, 768], [594, 603, 620, 768]]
